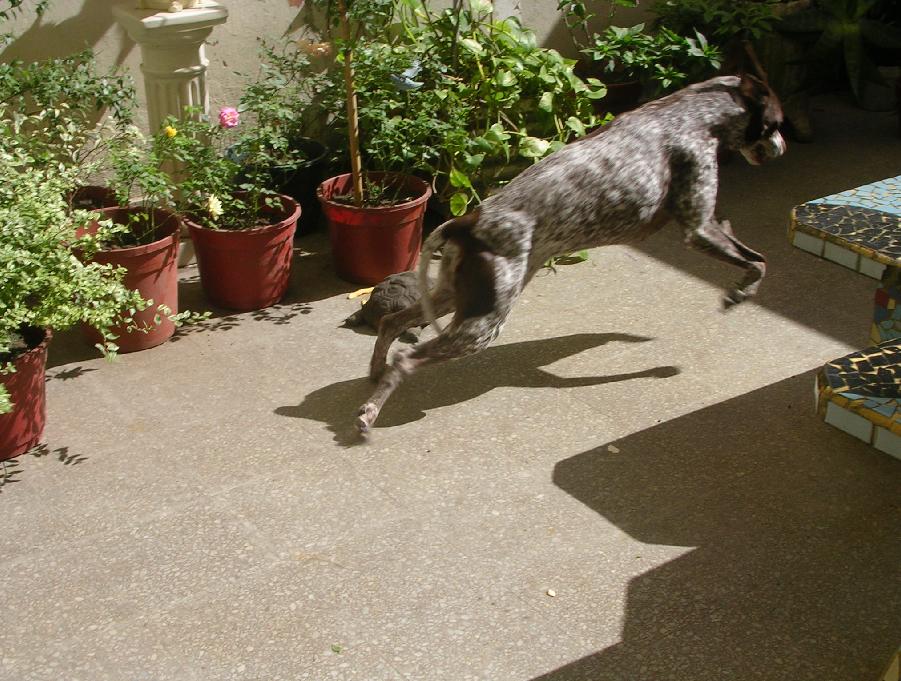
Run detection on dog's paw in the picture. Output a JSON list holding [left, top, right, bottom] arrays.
[[356, 402, 379, 433], [722, 288, 748, 310]]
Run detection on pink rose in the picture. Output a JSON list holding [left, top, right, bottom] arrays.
[[218, 107, 240, 129]]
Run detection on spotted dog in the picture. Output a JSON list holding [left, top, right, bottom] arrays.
[[357, 74, 786, 432]]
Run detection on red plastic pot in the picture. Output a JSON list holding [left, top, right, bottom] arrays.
[[0, 328, 50, 461], [317, 172, 431, 285], [81, 207, 181, 353], [185, 194, 300, 311]]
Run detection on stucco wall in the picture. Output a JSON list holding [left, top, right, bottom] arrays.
[[1, 0, 652, 133]]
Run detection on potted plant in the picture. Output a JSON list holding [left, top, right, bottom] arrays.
[[0, 154, 149, 460], [232, 39, 330, 236], [0, 46, 181, 353], [160, 108, 302, 311], [71, 122, 188, 353], [284, 0, 604, 282], [288, 0, 430, 285], [0, 48, 137, 196], [381, 0, 607, 215]]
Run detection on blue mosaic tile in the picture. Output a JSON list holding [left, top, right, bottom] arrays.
[[808, 176, 901, 216]]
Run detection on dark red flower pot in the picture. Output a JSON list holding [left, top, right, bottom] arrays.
[[317, 172, 432, 285], [0, 328, 50, 461], [185, 194, 300, 311], [80, 207, 181, 353]]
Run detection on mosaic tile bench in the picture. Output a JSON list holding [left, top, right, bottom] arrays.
[[789, 176, 901, 459]]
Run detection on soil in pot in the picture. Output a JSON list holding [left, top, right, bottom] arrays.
[[0, 327, 50, 461], [185, 194, 301, 311], [318, 172, 432, 286], [79, 207, 181, 352]]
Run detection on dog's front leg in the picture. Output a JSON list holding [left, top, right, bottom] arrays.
[[684, 219, 767, 308], [370, 288, 455, 381]]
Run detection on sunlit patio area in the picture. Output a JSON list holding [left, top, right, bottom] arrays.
[[1, 0, 900, 679]]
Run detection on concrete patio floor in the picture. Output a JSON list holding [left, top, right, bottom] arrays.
[[2, 94, 900, 681]]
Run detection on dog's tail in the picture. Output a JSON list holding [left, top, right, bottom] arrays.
[[417, 209, 479, 335]]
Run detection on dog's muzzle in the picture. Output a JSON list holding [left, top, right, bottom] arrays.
[[741, 130, 786, 166]]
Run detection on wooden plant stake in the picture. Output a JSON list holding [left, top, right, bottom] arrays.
[[337, 0, 364, 207]]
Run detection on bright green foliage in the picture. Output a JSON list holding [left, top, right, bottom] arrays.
[[0, 50, 134, 169], [235, 40, 330, 174], [557, 0, 639, 51], [583, 23, 722, 93], [297, 0, 606, 214], [0, 124, 148, 414]]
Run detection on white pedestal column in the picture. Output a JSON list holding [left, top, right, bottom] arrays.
[[113, 0, 228, 135]]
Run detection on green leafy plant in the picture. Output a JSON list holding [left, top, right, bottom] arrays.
[[777, 0, 901, 104], [288, 0, 606, 214], [583, 23, 722, 92], [557, 0, 638, 51], [234, 39, 330, 177], [653, 0, 782, 45], [152, 108, 280, 230], [0, 122, 149, 414], [102, 123, 179, 247], [0, 50, 135, 172], [396, 0, 607, 213]]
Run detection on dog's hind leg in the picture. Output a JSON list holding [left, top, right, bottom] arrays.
[[684, 218, 766, 307], [357, 245, 526, 432], [357, 312, 506, 432], [369, 287, 455, 381]]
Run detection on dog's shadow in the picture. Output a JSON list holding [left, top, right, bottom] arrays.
[[276, 332, 680, 446]]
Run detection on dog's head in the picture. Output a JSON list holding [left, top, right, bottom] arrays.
[[735, 73, 786, 165]]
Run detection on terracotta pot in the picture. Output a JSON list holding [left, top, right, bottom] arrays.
[[0, 328, 50, 461], [185, 194, 300, 311], [80, 207, 181, 352], [317, 172, 432, 285]]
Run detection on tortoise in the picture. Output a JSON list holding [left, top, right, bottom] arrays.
[[344, 270, 434, 343]]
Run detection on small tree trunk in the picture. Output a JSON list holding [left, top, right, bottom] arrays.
[[337, 0, 364, 207]]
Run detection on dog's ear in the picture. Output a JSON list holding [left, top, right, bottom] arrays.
[[722, 39, 770, 83], [738, 72, 768, 103], [736, 72, 784, 144]]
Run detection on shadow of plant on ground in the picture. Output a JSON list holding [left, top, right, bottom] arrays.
[[275, 332, 680, 447], [0, 444, 84, 493], [45, 366, 98, 382]]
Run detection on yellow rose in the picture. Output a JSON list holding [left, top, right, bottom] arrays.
[[164, 125, 177, 138]]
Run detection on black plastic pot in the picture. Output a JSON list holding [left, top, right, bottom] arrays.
[[237, 138, 329, 237]]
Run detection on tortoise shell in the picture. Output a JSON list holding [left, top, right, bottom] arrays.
[[345, 271, 433, 331]]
